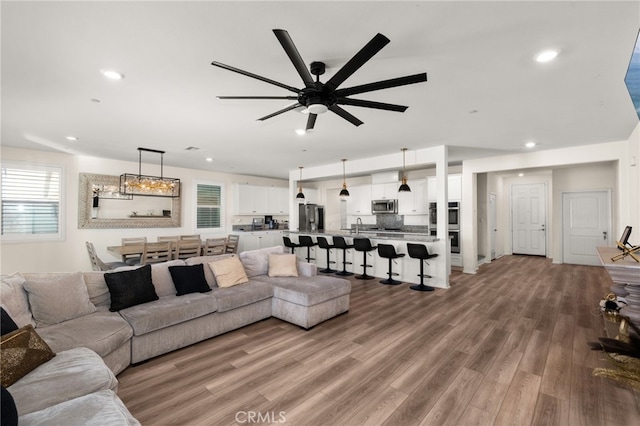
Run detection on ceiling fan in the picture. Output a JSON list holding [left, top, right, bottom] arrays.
[[211, 29, 427, 130]]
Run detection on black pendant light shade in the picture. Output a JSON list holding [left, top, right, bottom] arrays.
[[296, 166, 305, 200], [339, 159, 350, 198], [398, 148, 411, 192]]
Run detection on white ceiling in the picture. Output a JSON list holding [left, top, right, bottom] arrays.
[[2, 1, 639, 180]]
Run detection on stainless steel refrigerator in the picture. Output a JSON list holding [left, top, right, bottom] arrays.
[[299, 204, 324, 232]]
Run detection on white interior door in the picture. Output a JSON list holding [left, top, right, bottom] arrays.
[[562, 190, 611, 265], [511, 183, 546, 256], [490, 192, 497, 260]]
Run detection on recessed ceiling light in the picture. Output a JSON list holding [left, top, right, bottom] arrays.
[[535, 49, 559, 63], [100, 69, 124, 80], [206, 157, 213, 162], [65, 136, 78, 141], [525, 141, 536, 148], [518, 173, 524, 177], [295, 129, 306, 136]]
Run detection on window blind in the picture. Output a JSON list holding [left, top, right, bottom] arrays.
[[196, 183, 223, 229], [1, 164, 62, 239]]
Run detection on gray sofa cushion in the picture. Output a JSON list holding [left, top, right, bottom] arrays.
[[19, 389, 140, 426], [119, 293, 218, 336], [212, 280, 273, 313], [263, 275, 351, 307], [0, 273, 35, 327], [82, 272, 111, 308], [36, 310, 132, 358], [8, 347, 118, 416], [239, 246, 285, 277], [23, 273, 96, 326]]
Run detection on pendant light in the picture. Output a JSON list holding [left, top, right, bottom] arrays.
[[339, 159, 350, 199], [398, 148, 411, 192], [120, 147, 181, 197], [296, 166, 305, 200]]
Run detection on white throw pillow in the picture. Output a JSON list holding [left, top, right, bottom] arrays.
[[209, 255, 249, 288], [268, 254, 299, 277]]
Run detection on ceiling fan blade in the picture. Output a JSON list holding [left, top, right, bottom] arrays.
[[325, 33, 390, 91], [211, 61, 300, 94], [257, 103, 302, 121], [306, 113, 317, 131], [328, 105, 364, 127], [217, 96, 298, 100], [336, 98, 408, 112], [334, 73, 427, 97], [273, 29, 315, 88]]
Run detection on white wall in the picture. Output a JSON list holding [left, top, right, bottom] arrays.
[[462, 121, 639, 273], [0, 147, 287, 273]]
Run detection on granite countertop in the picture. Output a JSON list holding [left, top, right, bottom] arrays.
[[288, 229, 440, 242]]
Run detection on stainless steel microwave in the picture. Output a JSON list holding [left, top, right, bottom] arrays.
[[371, 199, 398, 214]]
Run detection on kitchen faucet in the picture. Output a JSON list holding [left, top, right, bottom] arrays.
[[356, 217, 362, 234]]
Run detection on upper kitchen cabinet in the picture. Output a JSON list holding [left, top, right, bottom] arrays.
[[346, 185, 372, 215], [426, 174, 462, 202], [267, 187, 288, 214], [371, 182, 399, 200], [236, 184, 269, 214], [398, 179, 427, 215]]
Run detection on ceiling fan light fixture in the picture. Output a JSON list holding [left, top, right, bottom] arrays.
[[306, 103, 328, 115], [398, 148, 411, 192]]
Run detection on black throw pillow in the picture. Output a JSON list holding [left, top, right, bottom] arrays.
[[104, 265, 159, 311], [1, 386, 18, 426], [1, 308, 19, 336], [169, 264, 212, 296]]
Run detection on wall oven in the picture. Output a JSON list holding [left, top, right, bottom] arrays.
[[448, 202, 460, 227], [449, 229, 460, 253]]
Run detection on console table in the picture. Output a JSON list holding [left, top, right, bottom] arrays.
[[597, 246, 640, 335]]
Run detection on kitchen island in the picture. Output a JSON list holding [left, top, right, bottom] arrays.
[[288, 230, 450, 288]]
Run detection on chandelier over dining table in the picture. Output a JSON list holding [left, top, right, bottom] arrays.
[[120, 148, 181, 198]]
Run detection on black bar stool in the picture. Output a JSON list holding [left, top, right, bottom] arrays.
[[407, 243, 438, 292], [377, 244, 405, 285], [332, 236, 354, 276], [353, 237, 377, 280], [298, 235, 317, 263], [283, 236, 301, 255], [316, 236, 336, 273]]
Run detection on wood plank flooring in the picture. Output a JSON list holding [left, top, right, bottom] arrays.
[[117, 255, 640, 425]]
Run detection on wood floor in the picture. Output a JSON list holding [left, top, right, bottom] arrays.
[[117, 255, 640, 425]]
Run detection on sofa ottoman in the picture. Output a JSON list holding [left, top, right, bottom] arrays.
[[265, 275, 351, 329]]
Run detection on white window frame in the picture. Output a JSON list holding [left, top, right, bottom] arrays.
[[194, 181, 224, 231], [1, 161, 65, 242]]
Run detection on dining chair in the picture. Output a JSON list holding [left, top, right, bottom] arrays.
[[157, 236, 180, 242], [85, 242, 127, 271], [121, 237, 147, 265], [203, 238, 227, 256], [140, 241, 173, 265], [175, 239, 202, 260], [225, 234, 240, 254]]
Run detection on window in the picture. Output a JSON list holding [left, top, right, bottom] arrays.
[[196, 182, 223, 230], [1, 162, 64, 241]]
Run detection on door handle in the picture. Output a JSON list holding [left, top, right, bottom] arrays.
[[603, 231, 607, 240]]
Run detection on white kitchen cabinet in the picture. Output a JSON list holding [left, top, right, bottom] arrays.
[[301, 188, 318, 204], [426, 174, 462, 202], [267, 187, 288, 214], [346, 185, 372, 215], [371, 182, 399, 200], [398, 179, 427, 215], [235, 231, 284, 252], [236, 185, 269, 215]]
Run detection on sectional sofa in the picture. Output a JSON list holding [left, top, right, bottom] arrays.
[[1, 245, 351, 425]]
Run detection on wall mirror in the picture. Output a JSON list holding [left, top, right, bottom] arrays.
[[78, 173, 181, 229]]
